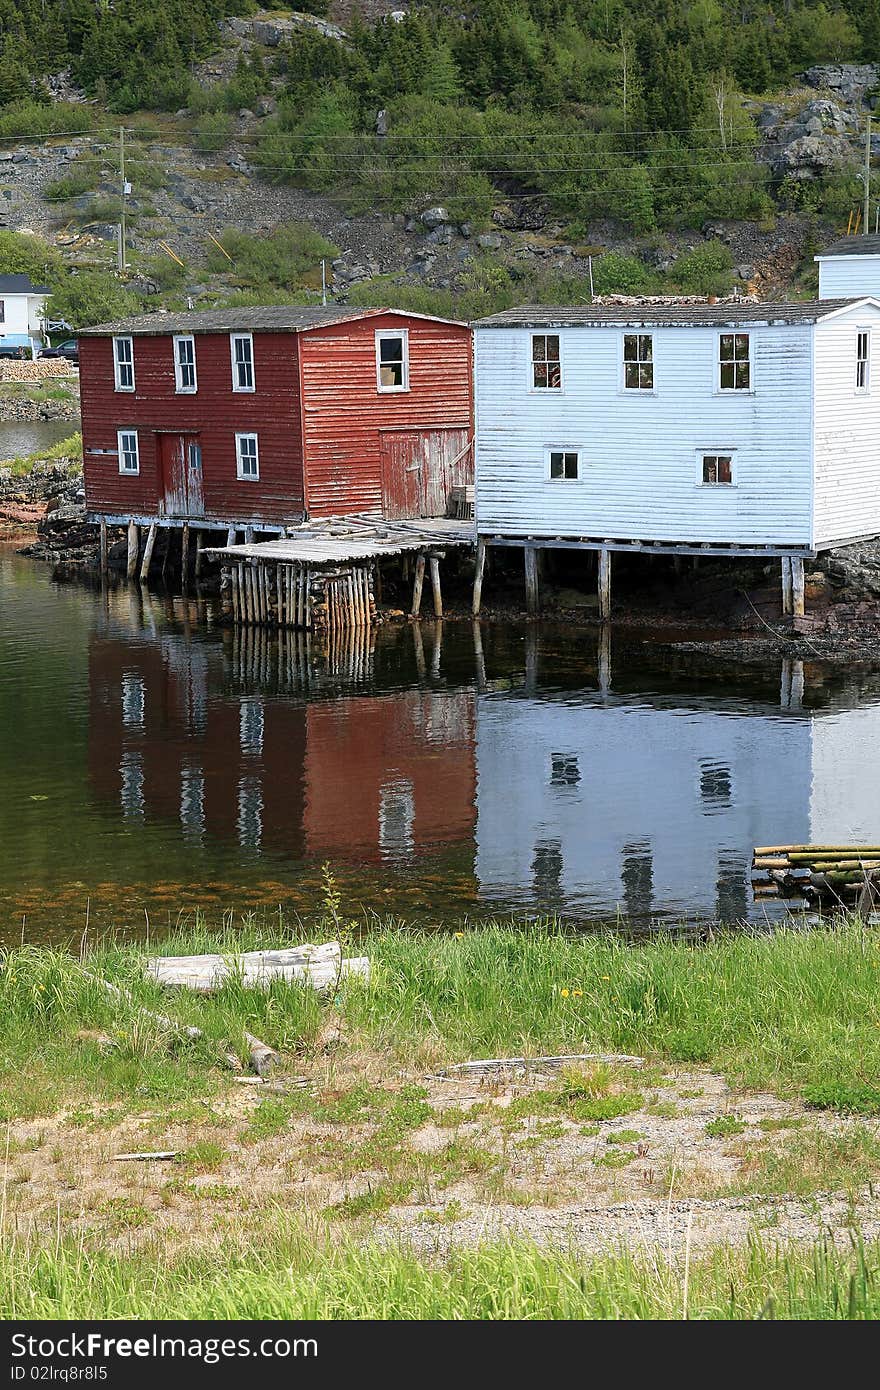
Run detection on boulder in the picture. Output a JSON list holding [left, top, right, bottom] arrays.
[[774, 133, 856, 178], [421, 205, 449, 228], [802, 63, 879, 106], [476, 232, 502, 250], [425, 224, 452, 245]]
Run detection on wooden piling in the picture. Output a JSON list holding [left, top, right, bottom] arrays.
[[194, 530, 204, 579], [598, 548, 611, 621], [99, 518, 108, 577], [472, 539, 487, 617], [181, 523, 190, 590], [781, 557, 793, 615], [140, 522, 157, 583], [126, 520, 139, 580], [412, 553, 426, 618], [524, 545, 539, 614], [429, 556, 443, 618], [791, 556, 805, 617]]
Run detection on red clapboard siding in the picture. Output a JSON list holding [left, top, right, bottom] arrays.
[[299, 313, 473, 518], [81, 332, 305, 523]]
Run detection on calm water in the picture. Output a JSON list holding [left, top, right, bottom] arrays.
[[0, 420, 77, 462], [3, 545, 880, 945]]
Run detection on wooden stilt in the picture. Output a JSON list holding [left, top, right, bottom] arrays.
[[429, 555, 443, 618], [411, 553, 426, 618], [473, 620, 487, 691], [181, 523, 190, 590], [245, 526, 254, 545], [99, 518, 108, 576], [598, 548, 611, 621], [412, 620, 426, 678], [598, 621, 611, 697], [231, 565, 240, 625], [194, 531, 204, 579], [472, 539, 487, 617], [524, 544, 539, 614], [140, 522, 157, 583], [226, 526, 236, 548], [276, 565, 282, 625], [781, 556, 793, 616], [126, 520, 139, 580], [431, 619, 442, 677], [791, 556, 805, 617]]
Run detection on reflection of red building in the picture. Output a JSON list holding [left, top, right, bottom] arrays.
[[87, 630, 476, 864]]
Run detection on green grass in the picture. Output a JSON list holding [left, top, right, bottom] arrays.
[[3, 1228, 880, 1318], [6, 918, 880, 1118], [5, 432, 82, 476], [706, 1115, 747, 1138]]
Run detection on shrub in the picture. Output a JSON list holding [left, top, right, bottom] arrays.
[[207, 225, 339, 289], [592, 252, 660, 296], [193, 111, 235, 154], [668, 241, 735, 296]]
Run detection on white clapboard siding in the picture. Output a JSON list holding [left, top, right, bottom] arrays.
[[818, 256, 880, 300], [812, 304, 880, 548], [474, 324, 814, 546]]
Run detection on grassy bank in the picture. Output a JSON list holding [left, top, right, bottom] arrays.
[[3, 1229, 880, 1320], [4, 918, 880, 1118], [3, 431, 82, 477]]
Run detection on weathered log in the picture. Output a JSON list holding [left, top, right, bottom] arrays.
[[113, 1151, 179, 1162], [245, 1030, 280, 1078], [146, 943, 370, 993], [437, 1052, 645, 1077]]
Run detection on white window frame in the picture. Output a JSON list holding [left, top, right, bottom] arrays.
[[621, 332, 655, 392], [375, 328, 410, 393], [113, 335, 135, 392], [173, 334, 197, 393], [117, 428, 140, 475], [696, 449, 736, 487], [546, 447, 581, 482], [530, 332, 562, 392], [235, 431, 260, 481], [856, 328, 871, 394], [230, 332, 255, 393], [717, 332, 751, 393]]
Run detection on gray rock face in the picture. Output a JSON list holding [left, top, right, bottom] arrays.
[[425, 223, 453, 244], [225, 14, 347, 46], [803, 63, 879, 106], [775, 132, 855, 178], [476, 232, 502, 249], [421, 205, 450, 228]]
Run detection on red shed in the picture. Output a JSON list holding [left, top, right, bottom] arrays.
[[78, 305, 473, 532]]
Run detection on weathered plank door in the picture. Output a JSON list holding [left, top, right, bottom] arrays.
[[159, 434, 204, 517], [381, 428, 471, 519]]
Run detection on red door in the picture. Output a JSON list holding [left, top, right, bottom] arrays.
[[158, 434, 204, 517], [380, 428, 471, 520], [380, 431, 422, 520]]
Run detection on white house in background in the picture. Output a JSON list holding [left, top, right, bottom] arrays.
[[816, 234, 880, 299], [472, 296, 880, 614], [0, 273, 49, 357]]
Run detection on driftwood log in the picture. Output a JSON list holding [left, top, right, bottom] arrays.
[[145, 942, 370, 993], [435, 1053, 646, 1078]]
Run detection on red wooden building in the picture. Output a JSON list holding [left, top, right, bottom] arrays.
[[79, 306, 474, 533]]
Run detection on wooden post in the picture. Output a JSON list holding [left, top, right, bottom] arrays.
[[194, 530, 204, 579], [126, 520, 138, 580], [472, 620, 487, 692], [412, 619, 426, 679], [245, 525, 255, 545], [99, 518, 108, 576], [226, 526, 236, 548], [181, 523, 190, 590], [411, 553, 426, 618], [598, 621, 611, 697], [140, 522, 157, 582], [781, 556, 793, 616], [598, 548, 611, 621], [472, 539, 487, 617], [524, 544, 539, 615], [429, 555, 443, 618], [791, 556, 805, 617]]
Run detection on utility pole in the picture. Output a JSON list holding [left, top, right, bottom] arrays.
[[321, 258, 327, 306], [865, 114, 872, 236], [118, 125, 128, 273]]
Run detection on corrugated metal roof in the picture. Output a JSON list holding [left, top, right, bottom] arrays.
[[817, 235, 880, 258], [472, 299, 866, 328], [0, 273, 50, 294], [79, 305, 466, 337]]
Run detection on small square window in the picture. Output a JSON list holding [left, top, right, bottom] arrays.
[[719, 333, 750, 391], [117, 429, 139, 474], [376, 331, 409, 391], [532, 334, 561, 389], [174, 335, 197, 392], [701, 453, 733, 485], [113, 336, 134, 391], [623, 333, 653, 390], [231, 333, 254, 392], [549, 449, 579, 480], [236, 432, 259, 480], [857, 330, 870, 392]]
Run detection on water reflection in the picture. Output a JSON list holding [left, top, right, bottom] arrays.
[[3, 547, 880, 941]]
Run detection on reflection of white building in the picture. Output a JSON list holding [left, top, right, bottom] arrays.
[[475, 691, 880, 922]]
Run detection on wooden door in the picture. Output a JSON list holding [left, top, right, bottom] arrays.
[[380, 431, 422, 520], [380, 428, 471, 520], [159, 434, 203, 517]]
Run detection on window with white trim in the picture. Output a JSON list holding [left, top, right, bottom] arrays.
[[700, 452, 734, 485], [531, 334, 561, 389], [174, 334, 197, 392], [623, 333, 653, 390], [376, 330, 409, 391], [117, 429, 139, 475], [230, 333, 254, 391], [548, 448, 579, 481], [236, 432, 259, 480], [113, 335, 134, 391], [857, 330, 870, 392], [718, 333, 750, 391]]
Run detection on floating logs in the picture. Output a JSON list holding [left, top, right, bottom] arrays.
[[751, 845, 880, 908]]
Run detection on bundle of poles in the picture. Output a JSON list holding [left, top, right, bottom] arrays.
[[752, 845, 880, 909]]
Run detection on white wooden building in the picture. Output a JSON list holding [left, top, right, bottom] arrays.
[[472, 296, 880, 615], [816, 234, 880, 299], [0, 273, 49, 356]]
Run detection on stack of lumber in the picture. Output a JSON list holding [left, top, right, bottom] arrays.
[[752, 845, 880, 904]]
